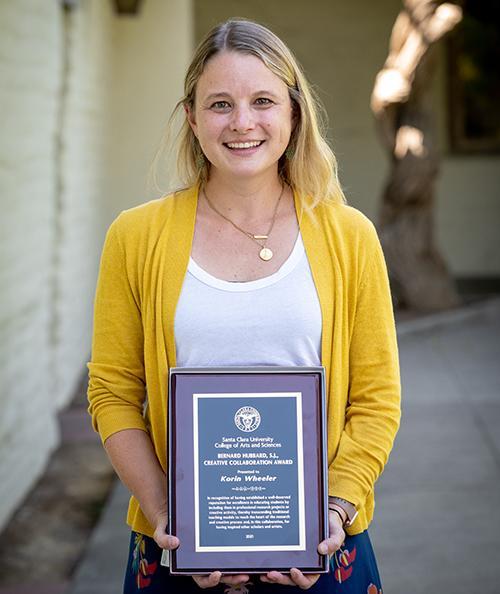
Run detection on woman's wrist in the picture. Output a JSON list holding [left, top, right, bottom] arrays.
[[152, 506, 168, 528], [137, 486, 168, 529], [328, 496, 358, 527], [328, 506, 346, 525]]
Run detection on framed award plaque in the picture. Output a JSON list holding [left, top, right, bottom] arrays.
[[166, 366, 328, 575]]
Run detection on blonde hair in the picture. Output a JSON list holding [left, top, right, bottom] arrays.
[[153, 18, 346, 209]]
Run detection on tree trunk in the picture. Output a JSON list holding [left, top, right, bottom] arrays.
[[371, 1, 463, 311]]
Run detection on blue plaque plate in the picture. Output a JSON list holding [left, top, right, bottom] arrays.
[[167, 367, 328, 575]]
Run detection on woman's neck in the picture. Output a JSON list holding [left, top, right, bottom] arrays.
[[203, 170, 284, 221]]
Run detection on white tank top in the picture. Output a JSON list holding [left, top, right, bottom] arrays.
[[174, 233, 322, 367]]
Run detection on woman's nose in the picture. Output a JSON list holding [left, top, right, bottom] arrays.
[[230, 105, 255, 133]]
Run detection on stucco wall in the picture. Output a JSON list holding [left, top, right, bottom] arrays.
[[0, 0, 114, 530], [0, 0, 62, 531], [106, 0, 194, 216], [194, 0, 500, 277], [53, 2, 115, 413]]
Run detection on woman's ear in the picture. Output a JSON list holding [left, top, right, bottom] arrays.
[[185, 104, 198, 138]]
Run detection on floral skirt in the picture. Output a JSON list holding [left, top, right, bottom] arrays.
[[123, 530, 383, 593]]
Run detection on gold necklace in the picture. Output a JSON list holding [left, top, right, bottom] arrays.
[[203, 183, 285, 261]]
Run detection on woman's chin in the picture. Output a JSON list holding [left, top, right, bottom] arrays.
[[211, 161, 279, 181]]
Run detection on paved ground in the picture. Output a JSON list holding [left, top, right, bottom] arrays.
[[0, 377, 115, 594], [64, 298, 500, 593]]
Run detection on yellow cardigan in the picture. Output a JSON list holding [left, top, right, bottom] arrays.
[[88, 185, 401, 537]]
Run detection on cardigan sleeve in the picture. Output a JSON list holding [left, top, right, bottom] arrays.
[[87, 216, 147, 444], [329, 223, 401, 508]]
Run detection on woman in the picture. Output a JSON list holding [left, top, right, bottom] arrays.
[[88, 18, 400, 593]]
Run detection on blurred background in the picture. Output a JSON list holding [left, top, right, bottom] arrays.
[[0, 0, 499, 593]]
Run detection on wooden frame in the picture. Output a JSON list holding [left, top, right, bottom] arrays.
[[166, 367, 329, 575]]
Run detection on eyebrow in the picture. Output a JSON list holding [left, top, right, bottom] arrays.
[[203, 90, 281, 102]]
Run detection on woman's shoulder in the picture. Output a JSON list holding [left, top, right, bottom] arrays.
[[109, 186, 197, 240], [306, 200, 386, 277], [313, 199, 379, 243]]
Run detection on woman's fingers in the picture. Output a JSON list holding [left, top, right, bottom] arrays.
[[153, 529, 179, 550], [260, 570, 320, 589], [290, 569, 320, 589], [221, 574, 251, 586], [192, 572, 250, 589], [192, 571, 222, 589], [317, 531, 344, 555], [152, 514, 179, 550], [151, 509, 180, 551], [261, 570, 294, 586]]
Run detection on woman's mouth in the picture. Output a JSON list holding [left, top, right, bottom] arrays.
[[223, 140, 264, 150]]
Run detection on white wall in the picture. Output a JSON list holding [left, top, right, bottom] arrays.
[[106, 0, 194, 217], [0, 0, 114, 531], [0, 0, 64, 530], [53, 1, 115, 411]]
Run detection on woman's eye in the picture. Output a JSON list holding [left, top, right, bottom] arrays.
[[211, 101, 231, 110], [255, 97, 273, 106]]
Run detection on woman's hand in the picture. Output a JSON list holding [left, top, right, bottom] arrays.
[[259, 510, 345, 589], [192, 572, 250, 589], [152, 509, 180, 551], [318, 508, 346, 557], [260, 568, 321, 589]]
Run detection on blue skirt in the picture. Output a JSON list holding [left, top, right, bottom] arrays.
[[123, 530, 383, 593]]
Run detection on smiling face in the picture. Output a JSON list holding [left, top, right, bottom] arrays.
[[187, 51, 294, 183]]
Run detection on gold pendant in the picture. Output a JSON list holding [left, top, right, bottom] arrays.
[[259, 247, 273, 261]]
